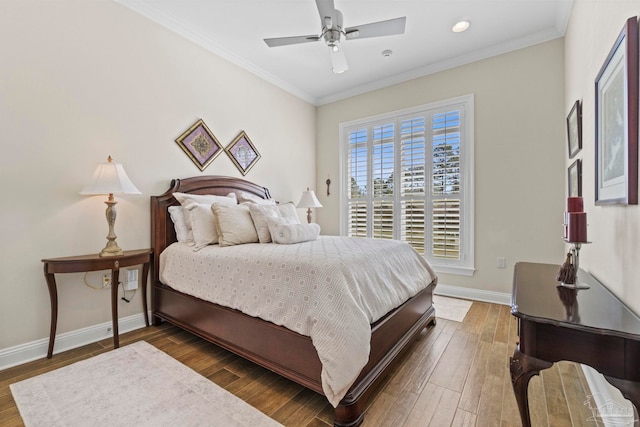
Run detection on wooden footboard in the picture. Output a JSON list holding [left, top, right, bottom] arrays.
[[151, 176, 437, 427]]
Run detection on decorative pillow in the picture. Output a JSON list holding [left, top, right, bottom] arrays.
[[267, 217, 321, 244], [237, 191, 276, 205], [173, 192, 237, 235], [173, 191, 237, 206], [277, 202, 301, 224], [212, 204, 259, 247], [185, 203, 222, 251], [168, 206, 191, 243], [247, 203, 281, 243]]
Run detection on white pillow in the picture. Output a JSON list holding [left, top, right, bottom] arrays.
[[173, 192, 237, 235], [212, 204, 259, 247], [237, 191, 276, 205], [267, 217, 320, 244], [277, 202, 300, 224], [168, 206, 191, 243], [247, 203, 281, 243], [186, 203, 221, 251]]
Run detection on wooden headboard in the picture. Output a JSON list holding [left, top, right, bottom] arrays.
[[150, 175, 271, 286]]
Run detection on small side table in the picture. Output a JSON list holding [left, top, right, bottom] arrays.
[[42, 249, 153, 358]]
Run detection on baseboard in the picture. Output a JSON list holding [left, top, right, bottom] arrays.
[[0, 312, 149, 371], [434, 283, 511, 306], [581, 365, 635, 426]]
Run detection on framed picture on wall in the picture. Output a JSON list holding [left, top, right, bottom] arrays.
[[225, 130, 261, 176], [568, 159, 582, 197], [175, 119, 223, 171], [567, 100, 582, 158], [594, 16, 639, 205]]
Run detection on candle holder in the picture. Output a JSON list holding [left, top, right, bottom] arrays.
[[561, 241, 590, 289]]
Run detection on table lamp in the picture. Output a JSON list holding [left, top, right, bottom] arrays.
[[80, 156, 141, 257], [296, 188, 322, 223]]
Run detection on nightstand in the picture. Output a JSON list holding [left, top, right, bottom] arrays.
[[41, 249, 153, 358]]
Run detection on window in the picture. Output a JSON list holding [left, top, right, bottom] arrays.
[[341, 95, 474, 275]]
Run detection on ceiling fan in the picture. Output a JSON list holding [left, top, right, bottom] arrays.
[[263, 0, 406, 74]]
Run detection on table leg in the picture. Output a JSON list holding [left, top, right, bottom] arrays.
[[509, 346, 553, 427], [141, 262, 150, 327], [43, 266, 57, 359], [111, 269, 120, 349]]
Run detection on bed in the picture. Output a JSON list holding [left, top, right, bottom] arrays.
[[150, 175, 437, 427]]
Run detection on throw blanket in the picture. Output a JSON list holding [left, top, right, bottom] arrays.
[[160, 236, 437, 406]]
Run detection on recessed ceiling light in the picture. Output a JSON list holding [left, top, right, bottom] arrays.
[[452, 20, 471, 33]]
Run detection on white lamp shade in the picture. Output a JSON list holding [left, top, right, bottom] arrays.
[[80, 157, 141, 196], [296, 189, 322, 208]]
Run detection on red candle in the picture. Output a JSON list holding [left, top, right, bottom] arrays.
[[567, 212, 587, 242], [567, 196, 584, 213]]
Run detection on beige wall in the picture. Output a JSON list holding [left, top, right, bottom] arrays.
[[564, 1, 640, 314], [0, 1, 316, 350], [316, 40, 566, 294]]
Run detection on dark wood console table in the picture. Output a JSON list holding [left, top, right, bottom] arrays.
[[510, 262, 640, 426], [42, 249, 153, 358]]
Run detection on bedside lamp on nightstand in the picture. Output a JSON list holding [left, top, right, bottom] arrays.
[[296, 188, 322, 223], [80, 156, 141, 257]]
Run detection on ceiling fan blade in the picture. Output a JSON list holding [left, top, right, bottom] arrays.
[[264, 35, 320, 47], [345, 16, 406, 40], [315, 0, 337, 26], [330, 45, 349, 74]]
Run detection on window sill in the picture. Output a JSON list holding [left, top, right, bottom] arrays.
[[431, 264, 475, 277]]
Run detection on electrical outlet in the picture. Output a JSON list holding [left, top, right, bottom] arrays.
[[124, 268, 138, 291], [103, 274, 111, 288], [497, 257, 506, 269]]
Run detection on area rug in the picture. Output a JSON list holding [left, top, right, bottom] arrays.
[[10, 341, 283, 427], [434, 295, 473, 322]]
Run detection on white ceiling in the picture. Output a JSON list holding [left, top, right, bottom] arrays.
[[116, 0, 574, 106]]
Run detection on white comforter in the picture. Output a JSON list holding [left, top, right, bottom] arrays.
[[159, 236, 437, 406]]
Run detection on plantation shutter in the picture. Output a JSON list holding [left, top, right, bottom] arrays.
[[400, 117, 427, 253], [347, 129, 368, 237], [431, 110, 461, 260], [372, 124, 394, 239]]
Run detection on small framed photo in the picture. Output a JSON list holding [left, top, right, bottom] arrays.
[[568, 159, 582, 197], [225, 130, 261, 176], [595, 16, 638, 205], [566, 100, 582, 158], [175, 119, 223, 171]]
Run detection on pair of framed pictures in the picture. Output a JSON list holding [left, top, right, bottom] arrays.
[[567, 16, 638, 205], [175, 119, 261, 176]]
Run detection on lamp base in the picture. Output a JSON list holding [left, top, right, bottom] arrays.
[[100, 196, 124, 257], [99, 240, 124, 257]]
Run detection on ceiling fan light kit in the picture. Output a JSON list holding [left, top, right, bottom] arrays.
[[263, 0, 406, 73]]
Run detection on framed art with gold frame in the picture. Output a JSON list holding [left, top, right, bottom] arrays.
[[175, 119, 223, 171], [225, 130, 261, 176]]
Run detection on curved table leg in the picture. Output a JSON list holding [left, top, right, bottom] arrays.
[[141, 262, 150, 327], [510, 346, 553, 427], [44, 267, 58, 359]]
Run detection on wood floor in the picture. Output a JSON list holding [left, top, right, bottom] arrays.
[[0, 301, 602, 426]]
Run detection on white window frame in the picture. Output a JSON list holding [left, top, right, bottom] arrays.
[[339, 94, 475, 276]]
